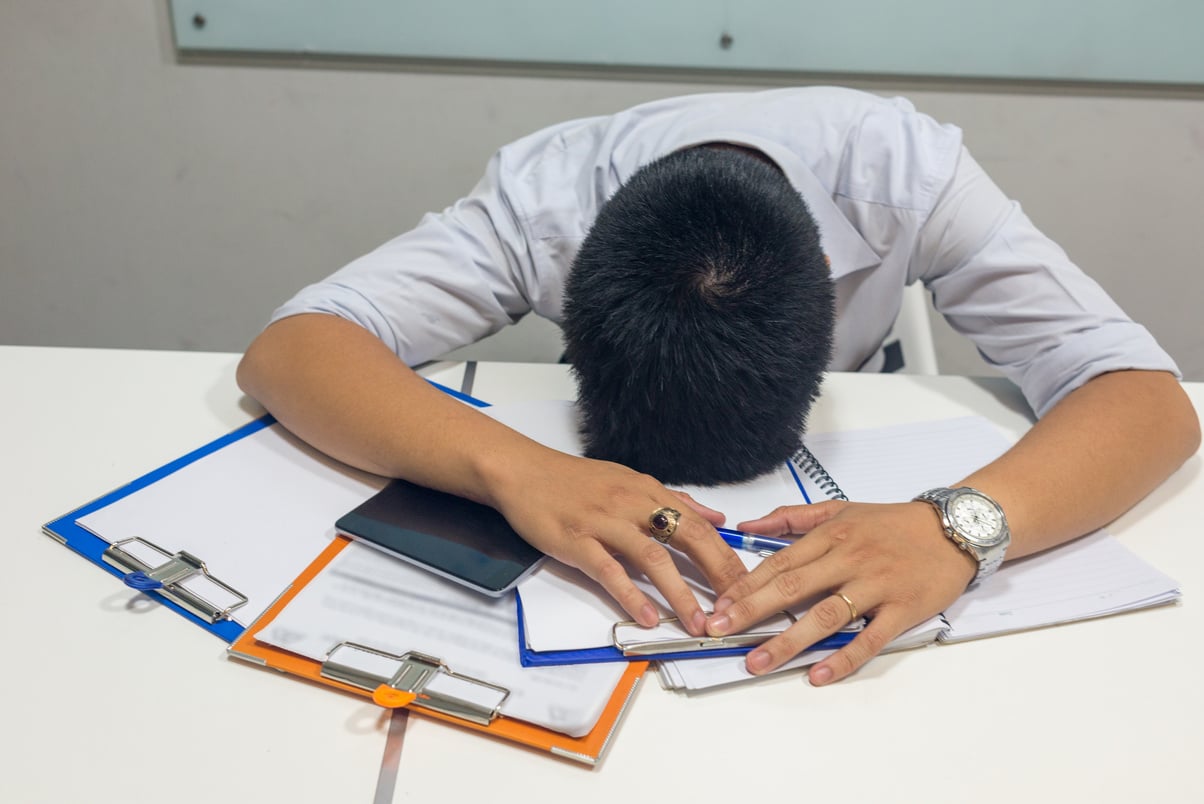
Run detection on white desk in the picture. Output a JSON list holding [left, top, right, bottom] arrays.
[[3, 346, 1201, 803]]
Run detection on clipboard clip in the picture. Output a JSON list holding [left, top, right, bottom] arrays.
[[320, 642, 510, 726], [101, 536, 249, 624], [612, 611, 800, 656], [612, 611, 866, 657]]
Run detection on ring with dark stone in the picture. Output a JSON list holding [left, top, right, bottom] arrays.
[[648, 507, 681, 544]]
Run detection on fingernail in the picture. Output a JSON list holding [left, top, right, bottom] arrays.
[[691, 610, 707, 635], [640, 604, 659, 627], [707, 614, 730, 636], [747, 649, 771, 673], [713, 596, 733, 614], [810, 664, 834, 686]]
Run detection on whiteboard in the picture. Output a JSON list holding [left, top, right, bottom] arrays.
[[170, 1, 1204, 85]]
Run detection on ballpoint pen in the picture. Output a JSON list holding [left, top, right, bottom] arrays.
[[717, 527, 794, 553]]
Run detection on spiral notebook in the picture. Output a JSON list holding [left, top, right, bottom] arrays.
[[479, 399, 857, 666]]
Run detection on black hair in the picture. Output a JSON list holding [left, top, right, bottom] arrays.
[[562, 145, 835, 485]]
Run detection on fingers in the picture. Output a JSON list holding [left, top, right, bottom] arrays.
[[736, 499, 846, 536], [503, 455, 748, 637], [626, 508, 748, 634], [709, 532, 833, 619], [568, 501, 743, 635], [671, 489, 727, 527], [666, 513, 750, 599], [740, 588, 874, 673], [627, 535, 712, 635], [571, 541, 662, 628], [807, 614, 900, 686], [705, 500, 973, 685], [751, 605, 909, 686]]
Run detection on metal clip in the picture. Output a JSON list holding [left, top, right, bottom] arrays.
[[321, 642, 509, 725], [612, 611, 798, 656], [101, 536, 249, 624]]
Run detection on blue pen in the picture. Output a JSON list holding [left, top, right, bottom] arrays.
[[717, 527, 794, 553]]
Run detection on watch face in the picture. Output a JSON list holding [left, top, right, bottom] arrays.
[[949, 492, 1005, 546]]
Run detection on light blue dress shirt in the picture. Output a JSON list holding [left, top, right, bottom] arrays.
[[272, 86, 1177, 417]]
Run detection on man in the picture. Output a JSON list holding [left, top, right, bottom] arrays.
[[237, 86, 1198, 685]]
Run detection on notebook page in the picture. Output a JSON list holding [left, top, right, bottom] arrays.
[[256, 541, 627, 737], [798, 416, 1011, 504], [804, 417, 1179, 640], [658, 616, 949, 691], [941, 530, 1180, 641]]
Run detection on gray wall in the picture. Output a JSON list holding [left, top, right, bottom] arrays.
[[3, 2, 1202, 380]]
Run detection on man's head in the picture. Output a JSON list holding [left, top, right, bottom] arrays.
[[562, 145, 835, 485]]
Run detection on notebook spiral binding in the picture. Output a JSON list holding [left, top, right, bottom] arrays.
[[791, 445, 848, 501]]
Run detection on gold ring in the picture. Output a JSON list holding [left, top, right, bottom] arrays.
[[648, 507, 681, 544], [836, 592, 858, 623]]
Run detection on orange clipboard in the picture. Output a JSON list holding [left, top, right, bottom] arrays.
[[229, 537, 646, 765]]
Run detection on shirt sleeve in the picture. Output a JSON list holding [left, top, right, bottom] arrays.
[[268, 151, 540, 366], [914, 148, 1180, 417]]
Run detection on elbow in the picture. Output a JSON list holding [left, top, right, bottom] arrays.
[[1182, 397, 1202, 460], [1162, 377, 1201, 469], [236, 327, 282, 404], [235, 351, 258, 399], [235, 338, 264, 399]]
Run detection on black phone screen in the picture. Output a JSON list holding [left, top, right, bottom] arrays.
[[335, 479, 545, 596]]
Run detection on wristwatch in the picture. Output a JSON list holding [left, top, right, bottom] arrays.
[[913, 487, 1011, 586]]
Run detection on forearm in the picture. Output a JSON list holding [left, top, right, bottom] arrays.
[[961, 369, 1200, 560], [235, 313, 545, 506], [237, 313, 750, 631], [707, 369, 1198, 683]]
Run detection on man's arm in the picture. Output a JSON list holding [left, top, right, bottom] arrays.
[[961, 369, 1199, 557], [704, 369, 1199, 684], [237, 313, 748, 633]]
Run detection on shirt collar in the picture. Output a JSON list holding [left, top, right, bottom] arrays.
[[626, 131, 882, 280]]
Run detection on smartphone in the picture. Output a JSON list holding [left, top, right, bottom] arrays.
[[335, 479, 545, 596]]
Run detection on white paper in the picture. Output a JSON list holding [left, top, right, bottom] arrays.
[[658, 616, 949, 691], [483, 399, 810, 524], [650, 416, 1179, 690], [77, 423, 387, 626], [797, 415, 1012, 503], [941, 530, 1180, 641], [519, 550, 763, 653], [257, 541, 627, 737], [513, 413, 1003, 657], [661, 526, 1186, 691]]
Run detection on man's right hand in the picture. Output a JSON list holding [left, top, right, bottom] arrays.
[[483, 446, 750, 634]]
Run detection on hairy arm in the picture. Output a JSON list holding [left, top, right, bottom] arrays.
[[706, 369, 1200, 683], [237, 313, 748, 632]]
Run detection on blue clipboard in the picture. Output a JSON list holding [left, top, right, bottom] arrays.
[[42, 415, 275, 643], [41, 379, 489, 644]]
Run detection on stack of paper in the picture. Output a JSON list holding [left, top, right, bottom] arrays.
[[43, 412, 647, 763], [501, 411, 1180, 692], [45, 398, 1182, 758], [656, 529, 1179, 691]]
